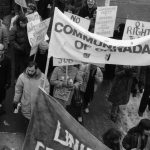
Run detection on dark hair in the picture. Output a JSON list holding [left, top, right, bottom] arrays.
[[16, 15, 28, 27], [102, 128, 121, 150], [27, 61, 38, 69], [136, 119, 150, 134]]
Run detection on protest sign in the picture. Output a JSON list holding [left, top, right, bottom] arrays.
[[64, 12, 90, 30], [15, 0, 27, 8], [123, 19, 150, 40], [94, 6, 117, 37], [53, 87, 71, 101], [27, 18, 50, 48], [26, 12, 41, 24], [22, 89, 110, 150], [53, 57, 80, 66], [48, 8, 150, 66]]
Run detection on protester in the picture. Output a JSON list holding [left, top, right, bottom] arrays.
[[138, 66, 150, 117], [9, 15, 31, 80], [0, 43, 11, 115], [122, 119, 150, 150], [108, 65, 138, 122], [102, 128, 122, 150], [13, 61, 50, 121], [55, 0, 67, 12], [103, 64, 116, 99], [36, 0, 52, 20], [25, 3, 37, 16], [50, 65, 82, 108], [78, 0, 97, 19], [80, 64, 103, 114], [0, 0, 18, 28], [0, 20, 9, 51]]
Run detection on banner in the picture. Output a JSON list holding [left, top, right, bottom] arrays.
[[94, 6, 117, 37], [53, 58, 80, 66], [64, 12, 90, 30], [15, 0, 27, 8], [27, 18, 50, 48], [48, 8, 150, 66], [22, 89, 110, 150], [123, 19, 150, 40]]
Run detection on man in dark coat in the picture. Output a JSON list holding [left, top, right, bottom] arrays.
[[0, 43, 11, 114], [138, 66, 150, 117]]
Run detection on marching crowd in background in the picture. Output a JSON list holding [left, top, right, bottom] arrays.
[[0, 0, 150, 150]]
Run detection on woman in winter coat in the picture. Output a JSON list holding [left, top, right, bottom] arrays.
[[50, 65, 83, 107], [9, 15, 31, 80], [50, 65, 83, 123], [79, 64, 103, 113], [108, 65, 138, 122]]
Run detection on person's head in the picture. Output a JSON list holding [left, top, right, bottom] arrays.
[[17, 15, 28, 28], [137, 119, 150, 134], [102, 128, 122, 150], [38, 41, 49, 54], [87, 0, 95, 8], [27, 3, 36, 14], [0, 43, 5, 57], [26, 61, 38, 77]]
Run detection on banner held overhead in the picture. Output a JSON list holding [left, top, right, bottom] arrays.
[[48, 7, 150, 66]]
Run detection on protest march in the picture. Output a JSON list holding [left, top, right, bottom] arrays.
[[0, 0, 150, 150]]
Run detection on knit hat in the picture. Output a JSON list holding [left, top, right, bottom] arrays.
[[38, 41, 49, 51]]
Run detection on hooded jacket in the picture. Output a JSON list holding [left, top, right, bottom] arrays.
[[13, 68, 50, 119]]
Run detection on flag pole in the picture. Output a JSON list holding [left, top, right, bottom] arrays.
[[43, 0, 55, 90], [66, 66, 68, 82], [21, 6, 24, 14]]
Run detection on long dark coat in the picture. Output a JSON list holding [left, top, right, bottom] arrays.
[[108, 65, 138, 106], [0, 55, 11, 101]]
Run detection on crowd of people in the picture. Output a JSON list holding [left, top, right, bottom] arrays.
[[0, 0, 150, 150]]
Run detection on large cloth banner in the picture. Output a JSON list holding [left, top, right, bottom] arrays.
[[94, 6, 117, 37], [123, 19, 150, 40], [22, 89, 110, 150], [64, 12, 90, 30], [15, 0, 27, 8], [48, 8, 150, 66]]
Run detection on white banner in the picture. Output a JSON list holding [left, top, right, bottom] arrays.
[[15, 0, 27, 8], [48, 8, 150, 66], [123, 19, 150, 40], [64, 12, 90, 30], [94, 6, 117, 37], [27, 18, 50, 48], [53, 58, 80, 66]]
